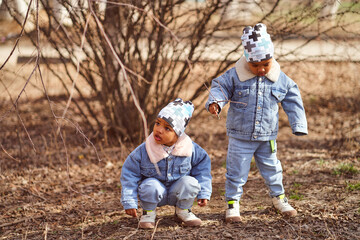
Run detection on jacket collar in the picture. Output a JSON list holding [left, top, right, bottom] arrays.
[[235, 56, 280, 82], [145, 132, 193, 164]]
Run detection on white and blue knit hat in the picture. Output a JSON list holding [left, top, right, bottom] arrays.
[[157, 98, 194, 136], [241, 23, 274, 62]]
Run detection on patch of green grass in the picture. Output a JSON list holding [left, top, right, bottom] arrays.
[[221, 160, 226, 169], [289, 183, 303, 200], [346, 182, 360, 191], [289, 192, 304, 201], [291, 170, 299, 175], [333, 163, 359, 176], [256, 205, 265, 210], [316, 158, 325, 166]]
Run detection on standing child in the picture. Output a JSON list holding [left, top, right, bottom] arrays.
[[121, 98, 212, 228], [206, 23, 308, 222]]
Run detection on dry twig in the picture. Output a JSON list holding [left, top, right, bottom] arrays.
[[151, 218, 163, 240]]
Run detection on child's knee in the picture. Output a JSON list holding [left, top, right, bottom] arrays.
[[138, 178, 166, 202], [180, 176, 200, 189], [171, 176, 201, 198]]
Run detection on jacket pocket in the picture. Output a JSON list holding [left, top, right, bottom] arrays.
[[179, 163, 191, 174], [271, 88, 286, 102], [231, 88, 250, 109], [141, 167, 158, 177]]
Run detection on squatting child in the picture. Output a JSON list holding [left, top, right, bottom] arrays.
[[206, 23, 308, 222], [121, 98, 212, 228]]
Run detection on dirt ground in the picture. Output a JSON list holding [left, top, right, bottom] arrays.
[[0, 24, 358, 239], [1, 59, 359, 240], [0, 2, 359, 238]]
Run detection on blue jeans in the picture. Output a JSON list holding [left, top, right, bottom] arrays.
[[225, 137, 284, 201], [138, 176, 201, 211]]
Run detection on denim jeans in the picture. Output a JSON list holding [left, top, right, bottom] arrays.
[[225, 136, 284, 201], [138, 176, 201, 211]]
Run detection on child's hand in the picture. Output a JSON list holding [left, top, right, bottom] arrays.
[[209, 103, 220, 115], [197, 199, 208, 207], [125, 208, 137, 217]]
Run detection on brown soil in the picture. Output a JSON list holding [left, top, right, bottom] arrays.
[[0, 9, 360, 235], [0, 2, 359, 237], [1, 59, 359, 240]]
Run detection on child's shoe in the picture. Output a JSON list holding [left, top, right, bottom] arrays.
[[139, 210, 156, 229], [225, 200, 241, 223], [175, 206, 202, 226], [272, 194, 297, 217]]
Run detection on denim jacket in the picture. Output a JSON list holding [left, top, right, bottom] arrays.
[[120, 133, 212, 210], [206, 57, 308, 141]]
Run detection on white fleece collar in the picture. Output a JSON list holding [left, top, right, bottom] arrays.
[[235, 56, 281, 82], [145, 132, 193, 164]]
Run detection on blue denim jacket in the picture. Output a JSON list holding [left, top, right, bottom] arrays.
[[205, 57, 308, 141], [120, 139, 212, 210]]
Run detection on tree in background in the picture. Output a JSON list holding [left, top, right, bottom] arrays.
[[2, 0, 360, 144]]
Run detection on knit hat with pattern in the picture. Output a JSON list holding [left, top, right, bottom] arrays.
[[241, 23, 274, 62], [157, 98, 194, 136]]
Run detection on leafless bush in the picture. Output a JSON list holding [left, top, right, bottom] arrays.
[[3, 0, 360, 143]]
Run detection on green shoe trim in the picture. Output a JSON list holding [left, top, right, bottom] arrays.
[[278, 194, 285, 199]]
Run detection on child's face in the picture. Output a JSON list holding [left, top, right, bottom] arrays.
[[153, 118, 179, 146], [247, 58, 273, 76]]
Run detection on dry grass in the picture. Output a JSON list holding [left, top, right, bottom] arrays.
[[0, 60, 359, 239]]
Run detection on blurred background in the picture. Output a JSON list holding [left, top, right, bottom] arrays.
[[0, 0, 359, 145]]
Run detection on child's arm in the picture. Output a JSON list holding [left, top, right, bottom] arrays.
[[120, 151, 143, 213], [205, 71, 234, 114], [190, 143, 212, 202], [281, 83, 308, 136]]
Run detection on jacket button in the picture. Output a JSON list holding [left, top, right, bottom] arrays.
[[254, 136, 257, 139], [238, 92, 242, 95], [256, 121, 260, 125]]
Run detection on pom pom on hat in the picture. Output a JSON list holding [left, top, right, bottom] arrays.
[[241, 23, 274, 62], [157, 98, 194, 136]]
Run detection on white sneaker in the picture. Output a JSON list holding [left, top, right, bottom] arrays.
[[225, 200, 241, 223], [272, 195, 297, 217], [175, 206, 202, 226], [139, 210, 156, 229]]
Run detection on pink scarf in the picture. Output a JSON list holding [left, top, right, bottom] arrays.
[[145, 132, 193, 164]]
